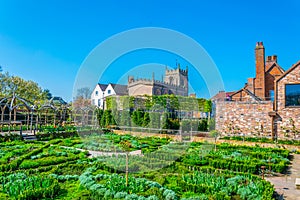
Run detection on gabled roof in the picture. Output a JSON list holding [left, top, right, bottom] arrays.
[[266, 62, 285, 74], [109, 83, 128, 95], [211, 91, 235, 101], [50, 96, 67, 105], [275, 60, 300, 83], [230, 87, 262, 102], [98, 83, 108, 91]]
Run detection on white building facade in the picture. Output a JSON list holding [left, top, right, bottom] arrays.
[[91, 83, 128, 108]]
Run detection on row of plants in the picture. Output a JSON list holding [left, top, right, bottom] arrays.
[[0, 134, 23, 142], [56, 132, 172, 153], [38, 125, 77, 134], [36, 130, 79, 141], [221, 135, 300, 146], [0, 143, 49, 171], [0, 142, 40, 165], [78, 166, 178, 200], [182, 142, 290, 174], [0, 173, 61, 199]]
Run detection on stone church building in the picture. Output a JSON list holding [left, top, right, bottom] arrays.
[[128, 65, 188, 96], [214, 42, 300, 138], [91, 64, 189, 108]]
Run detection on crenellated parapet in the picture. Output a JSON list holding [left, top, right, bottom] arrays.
[[127, 62, 188, 96], [128, 76, 187, 89], [165, 65, 188, 76]]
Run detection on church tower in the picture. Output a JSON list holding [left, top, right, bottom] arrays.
[[164, 64, 188, 88]]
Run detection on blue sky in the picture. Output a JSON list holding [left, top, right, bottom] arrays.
[[0, 0, 299, 101]]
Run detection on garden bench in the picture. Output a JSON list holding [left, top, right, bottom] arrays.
[[296, 178, 300, 189]]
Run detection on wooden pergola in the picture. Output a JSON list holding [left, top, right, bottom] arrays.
[[0, 93, 34, 133]]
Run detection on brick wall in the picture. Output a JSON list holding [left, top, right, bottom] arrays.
[[215, 101, 273, 135]]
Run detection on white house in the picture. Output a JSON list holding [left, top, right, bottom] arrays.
[[91, 84, 108, 108], [91, 83, 128, 108]]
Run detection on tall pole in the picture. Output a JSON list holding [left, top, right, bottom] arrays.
[[30, 108, 33, 133], [126, 152, 129, 186], [30, 110, 33, 133]]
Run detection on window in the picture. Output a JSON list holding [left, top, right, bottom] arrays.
[[108, 90, 111, 94], [285, 84, 300, 107], [270, 90, 274, 101], [95, 91, 98, 96]]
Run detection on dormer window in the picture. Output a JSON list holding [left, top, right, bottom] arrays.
[[108, 90, 111, 94]]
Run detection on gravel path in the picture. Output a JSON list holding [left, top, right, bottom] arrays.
[[59, 145, 142, 158], [266, 154, 300, 200], [86, 149, 142, 158]]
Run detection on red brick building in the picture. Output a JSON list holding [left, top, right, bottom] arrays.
[[215, 42, 300, 138], [231, 42, 284, 101]]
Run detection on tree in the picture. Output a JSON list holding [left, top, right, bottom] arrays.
[[142, 112, 150, 127], [76, 87, 92, 99], [0, 72, 48, 103], [43, 89, 52, 100], [198, 119, 208, 131], [73, 87, 92, 108]]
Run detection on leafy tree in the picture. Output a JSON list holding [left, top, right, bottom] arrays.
[[204, 100, 212, 112], [208, 118, 216, 131], [0, 72, 48, 103], [131, 109, 144, 127], [160, 112, 168, 130], [43, 89, 52, 100], [95, 108, 104, 127], [142, 112, 150, 127], [168, 118, 180, 130], [149, 112, 160, 129], [120, 110, 131, 127], [198, 119, 208, 131]]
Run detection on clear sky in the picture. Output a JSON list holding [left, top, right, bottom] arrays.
[[0, 0, 299, 101]]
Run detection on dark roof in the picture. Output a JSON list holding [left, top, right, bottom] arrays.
[[110, 83, 128, 95], [50, 97, 67, 105], [98, 83, 108, 91]]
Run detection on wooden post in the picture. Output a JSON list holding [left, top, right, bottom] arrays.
[[126, 152, 129, 186], [261, 166, 266, 180]]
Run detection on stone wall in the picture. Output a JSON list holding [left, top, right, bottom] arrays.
[[128, 81, 153, 96], [215, 101, 273, 135], [275, 62, 300, 136]]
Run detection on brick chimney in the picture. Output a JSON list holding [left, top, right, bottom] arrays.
[[254, 42, 265, 99], [266, 55, 277, 63]]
